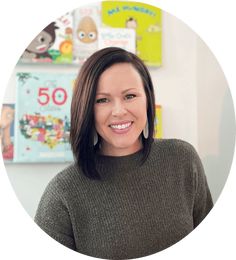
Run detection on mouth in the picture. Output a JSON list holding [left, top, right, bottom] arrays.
[[109, 121, 133, 134], [36, 44, 47, 52]]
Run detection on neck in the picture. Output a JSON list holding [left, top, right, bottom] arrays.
[[99, 138, 143, 157]]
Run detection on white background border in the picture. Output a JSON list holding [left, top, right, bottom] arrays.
[[0, 0, 235, 259]]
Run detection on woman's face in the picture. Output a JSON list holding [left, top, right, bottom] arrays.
[[94, 63, 147, 156]]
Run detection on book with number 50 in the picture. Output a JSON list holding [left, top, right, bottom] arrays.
[[14, 72, 76, 162]]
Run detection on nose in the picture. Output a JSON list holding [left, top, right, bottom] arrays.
[[111, 100, 127, 117]]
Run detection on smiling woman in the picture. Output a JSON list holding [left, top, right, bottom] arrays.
[[34, 47, 213, 259], [70, 47, 156, 179]]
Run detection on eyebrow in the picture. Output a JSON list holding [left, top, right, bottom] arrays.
[[96, 88, 138, 96]]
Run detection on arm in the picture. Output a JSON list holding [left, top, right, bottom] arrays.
[[34, 176, 76, 250]]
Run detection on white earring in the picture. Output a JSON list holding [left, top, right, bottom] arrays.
[[93, 131, 98, 146], [143, 121, 149, 139]]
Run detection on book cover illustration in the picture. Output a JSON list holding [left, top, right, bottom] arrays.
[[0, 104, 15, 162], [154, 105, 162, 138], [98, 27, 136, 53], [14, 73, 76, 162], [20, 12, 73, 64], [72, 3, 101, 63], [102, 1, 162, 67]]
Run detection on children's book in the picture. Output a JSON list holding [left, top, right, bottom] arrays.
[[72, 3, 101, 63], [0, 104, 15, 162], [102, 1, 162, 67], [14, 73, 76, 162], [20, 12, 73, 64], [98, 27, 136, 53], [154, 105, 162, 138]]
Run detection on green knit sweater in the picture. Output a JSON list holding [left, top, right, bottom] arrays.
[[35, 139, 213, 259]]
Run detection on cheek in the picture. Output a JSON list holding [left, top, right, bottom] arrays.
[[94, 107, 108, 128], [136, 99, 148, 123], [132, 98, 147, 114]]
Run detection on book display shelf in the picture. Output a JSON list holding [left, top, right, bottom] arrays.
[[1, 1, 162, 164]]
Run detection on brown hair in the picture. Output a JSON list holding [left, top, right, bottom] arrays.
[[70, 47, 156, 179]]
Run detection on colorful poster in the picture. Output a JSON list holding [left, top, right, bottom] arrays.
[[20, 12, 73, 64], [102, 1, 162, 66], [0, 104, 15, 162], [154, 105, 162, 138], [98, 27, 136, 53], [14, 73, 76, 162], [73, 3, 101, 63]]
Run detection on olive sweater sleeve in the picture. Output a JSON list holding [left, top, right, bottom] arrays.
[[190, 146, 213, 228], [34, 176, 76, 250]]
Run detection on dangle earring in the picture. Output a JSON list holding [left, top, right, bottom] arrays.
[[143, 121, 149, 139], [93, 130, 98, 146]]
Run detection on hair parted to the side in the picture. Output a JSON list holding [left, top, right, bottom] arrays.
[[70, 47, 156, 180]]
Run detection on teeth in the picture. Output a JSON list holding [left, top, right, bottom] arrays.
[[110, 122, 132, 130], [36, 44, 46, 50]]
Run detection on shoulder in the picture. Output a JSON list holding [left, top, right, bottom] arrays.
[[152, 138, 197, 153], [45, 163, 84, 196], [150, 138, 200, 162]]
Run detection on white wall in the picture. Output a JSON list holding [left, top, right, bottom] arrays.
[[4, 11, 235, 218], [151, 12, 198, 146], [196, 38, 235, 202]]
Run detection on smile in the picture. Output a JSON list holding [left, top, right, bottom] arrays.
[[109, 121, 133, 134], [36, 44, 47, 51], [110, 122, 132, 130]]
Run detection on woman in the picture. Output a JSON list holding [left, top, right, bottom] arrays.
[[35, 47, 213, 259]]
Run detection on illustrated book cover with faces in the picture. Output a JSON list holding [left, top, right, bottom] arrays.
[[0, 104, 15, 162], [20, 12, 73, 64], [102, 1, 162, 67], [72, 3, 101, 64]]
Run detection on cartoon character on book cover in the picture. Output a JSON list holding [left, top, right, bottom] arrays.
[[73, 3, 101, 63], [102, 1, 162, 67], [14, 73, 76, 162], [0, 104, 15, 161], [20, 12, 73, 64]]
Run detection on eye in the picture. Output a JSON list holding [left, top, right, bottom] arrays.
[[96, 98, 109, 104], [89, 32, 97, 40], [78, 31, 85, 39], [38, 35, 45, 43], [125, 94, 136, 100]]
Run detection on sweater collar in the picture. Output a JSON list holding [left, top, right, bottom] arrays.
[[95, 148, 144, 174]]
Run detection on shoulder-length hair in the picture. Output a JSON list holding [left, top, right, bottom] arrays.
[[70, 47, 156, 180]]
